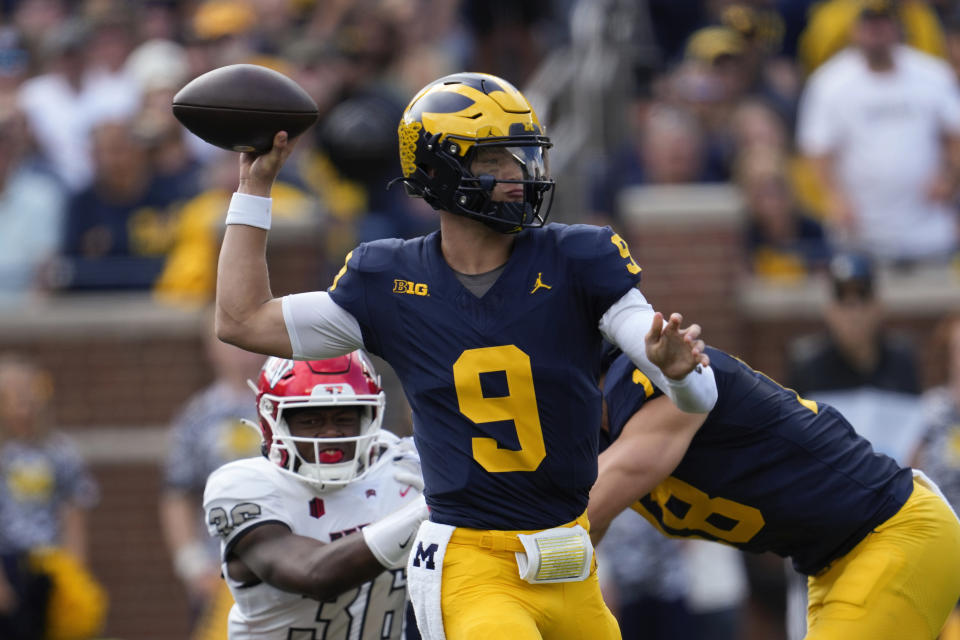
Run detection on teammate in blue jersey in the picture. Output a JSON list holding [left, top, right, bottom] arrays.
[[213, 71, 718, 640], [590, 346, 960, 640]]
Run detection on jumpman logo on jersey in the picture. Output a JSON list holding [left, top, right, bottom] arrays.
[[530, 272, 552, 294]]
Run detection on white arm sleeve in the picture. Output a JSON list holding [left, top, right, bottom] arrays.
[[599, 288, 718, 413], [281, 292, 365, 360]]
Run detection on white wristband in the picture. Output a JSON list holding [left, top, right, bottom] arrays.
[[362, 495, 429, 569], [226, 192, 272, 230], [664, 363, 717, 414]]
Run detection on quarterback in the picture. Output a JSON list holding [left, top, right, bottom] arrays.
[[202, 351, 428, 639], [590, 347, 960, 640], [214, 71, 716, 639]]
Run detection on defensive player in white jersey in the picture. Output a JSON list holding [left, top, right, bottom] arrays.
[[203, 350, 429, 639]]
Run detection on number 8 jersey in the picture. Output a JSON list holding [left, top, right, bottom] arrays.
[[602, 347, 914, 575], [203, 434, 420, 639], [324, 224, 642, 530]]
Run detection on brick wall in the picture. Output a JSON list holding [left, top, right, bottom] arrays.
[[89, 464, 191, 640]]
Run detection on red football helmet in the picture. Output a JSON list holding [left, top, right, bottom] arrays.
[[252, 351, 385, 487]]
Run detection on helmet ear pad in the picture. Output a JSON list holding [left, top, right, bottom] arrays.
[[404, 132, 466, 208]]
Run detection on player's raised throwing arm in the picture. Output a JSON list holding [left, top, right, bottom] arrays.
[[215, 131, 297, 356], [216, 131, 364, 360]]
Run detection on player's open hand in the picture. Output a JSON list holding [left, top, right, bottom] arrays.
[[645, 312, 710, 380], [238, 131, 299, 197]]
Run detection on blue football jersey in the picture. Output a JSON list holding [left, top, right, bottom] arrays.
[[329, 224, 642, 529], [602, 347, 914, 575]]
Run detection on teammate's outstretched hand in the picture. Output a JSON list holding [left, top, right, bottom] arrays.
[[645, 312, 710, 380], [238, 131, 300, 197]]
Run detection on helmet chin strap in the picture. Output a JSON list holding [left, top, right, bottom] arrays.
[[472, 203, 529, 234], [453, 174, 543, 234]]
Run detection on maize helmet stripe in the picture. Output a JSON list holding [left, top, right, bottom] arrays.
[[402, 83, 543, 170]]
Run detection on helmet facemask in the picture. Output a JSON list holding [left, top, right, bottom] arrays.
[[451, 138, 554, 233], [257, 387, 385, 489]]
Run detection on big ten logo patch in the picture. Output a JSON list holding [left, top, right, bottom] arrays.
[[411, 542, 438, 570], [393, 279, 429, 296]]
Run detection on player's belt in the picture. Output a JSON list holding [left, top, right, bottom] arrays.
[[449, 511, 594, 583], [448, 510, 589, 552], [449, 528, 526, 552]]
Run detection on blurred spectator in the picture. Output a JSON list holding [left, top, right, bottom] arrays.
[[736, 145, 831, 280], [9, 0, 69, 51], [946, 13, 960, 82], [125, 38, 203, 203], [669, 26, 752, 173], [798, 0, 946, 74], [588, 102, 725, 225], [385, 0, 464, 98], [784, 252, 923, 639], [682, 539, 748, 640], [0, 354, 106, 640], [912, 314, 960, 640], [311, 3, 439, 243], [914, 313, 960, 507], [646, 0, 711, 65], [154, 150, 317, 307], [0, 94, 66, 307], [159, 327, 264, 631], [598, 510, 694, 640], [658, 19, 801, 182], [730, 97, 790, 151], [797, 0, 960, 263], [787, 253, 923, 459], [718, 3, 805, 127], [685, 24, 755, 103], [82, 9, 137, 92], [56, 117, 184, 291], [461, 0, 563, 87], [136, 0, 181, 42], [188, 0, 259, 68], [17, 17, 140, 192], [729, 97, 834, 221], [0, 27, 29, 93]]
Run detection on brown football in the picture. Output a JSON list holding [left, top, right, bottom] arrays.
[[172, 64, 319, 153]]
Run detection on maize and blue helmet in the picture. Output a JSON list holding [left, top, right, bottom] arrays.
[[396, 72, 555, 234]]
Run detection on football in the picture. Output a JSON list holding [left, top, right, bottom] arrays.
[[172, 64, 319, 153]]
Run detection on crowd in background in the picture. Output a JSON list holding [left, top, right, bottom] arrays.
[[2, 0, 960, 638], [1, 0, 959, 302]]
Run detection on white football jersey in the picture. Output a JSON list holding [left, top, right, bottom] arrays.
[[203, 432, 420, 640]]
